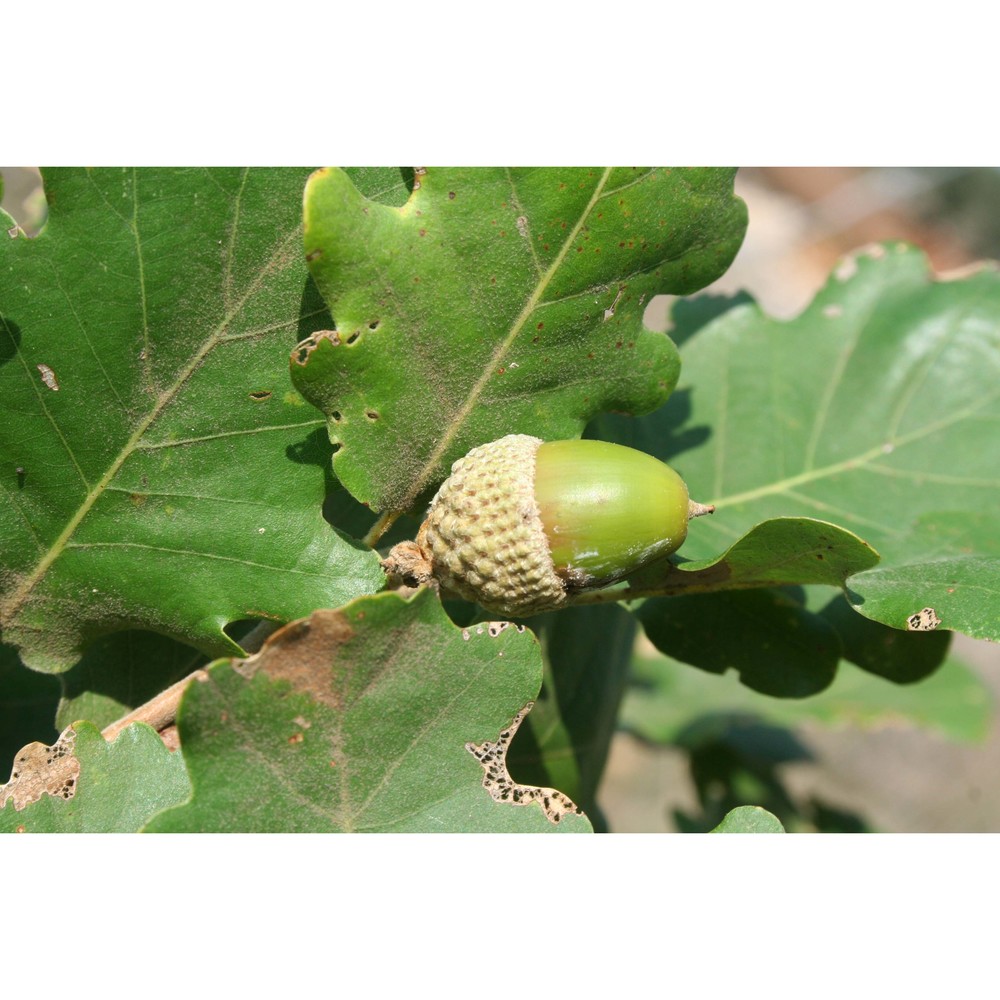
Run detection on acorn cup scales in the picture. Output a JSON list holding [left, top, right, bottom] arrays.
[[383, 434, 714, 618]]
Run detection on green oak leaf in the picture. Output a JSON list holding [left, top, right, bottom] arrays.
[[0, 168, 385, 674], [146, 590, 592, 833], [508, 601, 638, 830], [815, 591, 951, 684], [848, 558, 999, 641], [710, 805, 785, 833], [0, 721, 190, 833], [635, 589, 843, 697], [597, 243, 1000, 642], [589, 518, 881, 696], [291, 166, 747, 514], [629, 516, 880, 595]]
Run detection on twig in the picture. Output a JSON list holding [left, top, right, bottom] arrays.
[[101, 669, 208, 743], [363, 509, 401, 548]]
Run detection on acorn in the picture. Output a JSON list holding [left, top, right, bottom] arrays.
[[383, 434, 714, 618]]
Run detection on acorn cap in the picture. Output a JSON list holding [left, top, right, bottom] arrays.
[[417, 435, 567, 617], [387, 434, 711, 619]]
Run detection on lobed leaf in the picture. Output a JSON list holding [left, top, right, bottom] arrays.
[[0, 721, 190, 832], [0, 168, 385, 674], [614, 519, 882, 697], [147, 590, 592, 833], [848, 557, 1000, 641], [599, 243, 1000, 643], [292, 167, 747, 514]]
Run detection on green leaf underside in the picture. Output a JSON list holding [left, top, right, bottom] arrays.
[[623, 641, 990, 745], [147, 590, 592, 833], [711, 805, 785, 833], [600, 243, 1000, 641], [0, 721, 190, 833], [637, 589, 842, 697], [509, 602, 638, 824], [0, 168, 385, 674], [293, 167, 747, 513], [634, 584, 952, 698], [814, 591, 951, 685], [621, 518, 882, 696]]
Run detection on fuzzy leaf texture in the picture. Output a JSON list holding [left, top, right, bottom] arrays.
[[291, 167, 747, 514], [147, 590, 592, 832], [0, 168, 385, 674]]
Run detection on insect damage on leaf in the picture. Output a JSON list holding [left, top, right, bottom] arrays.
[[0, 727, 80, 812], [906, 607, 943, 631], [36, 363, 60, 391], [466, 703, 581, 825]]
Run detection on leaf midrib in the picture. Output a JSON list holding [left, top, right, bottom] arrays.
[[0, 181, 304, 627], [366, 167, 615, 537]]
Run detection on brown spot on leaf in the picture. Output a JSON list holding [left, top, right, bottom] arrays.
[[237, 609, 356, 710]]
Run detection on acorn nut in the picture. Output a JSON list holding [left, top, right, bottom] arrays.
[[383, 434, 714, 618]]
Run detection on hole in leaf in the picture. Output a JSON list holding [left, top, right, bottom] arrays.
[[331, 411, 342, 422], [365, 410, 379, 421], [368, 320, 380, 330], [345, 332, 360, 345], [249, 390, 272, 401]]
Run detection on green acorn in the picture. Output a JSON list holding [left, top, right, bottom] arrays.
[[383, 434, 713, 617]]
